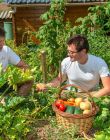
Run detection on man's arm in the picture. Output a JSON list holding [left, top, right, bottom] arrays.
[[36, 73, 67, 91], [46, 73, 67, 87], [7, 46, 28, 70], [92, 76, 110, 97]]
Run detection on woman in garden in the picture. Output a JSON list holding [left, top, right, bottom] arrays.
[[0, 27, 33, 96], [37, 34, 110, 98]]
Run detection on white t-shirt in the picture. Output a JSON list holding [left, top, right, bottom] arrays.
[[61, 54, 110, 92], [0, 45, 20, 70]]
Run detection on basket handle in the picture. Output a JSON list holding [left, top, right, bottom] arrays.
[[58, 84, 95, 105], [60, 84, 88, 93]]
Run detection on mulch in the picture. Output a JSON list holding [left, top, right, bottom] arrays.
[[26, 119, 98, 140]]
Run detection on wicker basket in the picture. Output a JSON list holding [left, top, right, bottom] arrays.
[[52, 84, 99, 134]]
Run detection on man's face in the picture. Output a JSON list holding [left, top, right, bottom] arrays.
[[0, 37, 5, 50], [67, 44, 84, 62]]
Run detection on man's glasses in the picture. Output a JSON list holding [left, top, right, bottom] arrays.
[[67, 49, 82, 55]]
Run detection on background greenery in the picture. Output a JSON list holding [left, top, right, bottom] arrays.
[[7, 1, 110, 83], [0, 0, 4, 3], [2, 0, 110, 139]]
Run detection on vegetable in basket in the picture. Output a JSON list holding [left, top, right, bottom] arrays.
[[55, 99, 64, 108], [65, 105, 75, 114], [59, 104, 66, 112]]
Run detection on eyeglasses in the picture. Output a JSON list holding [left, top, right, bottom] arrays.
[[67, 50, 82, 55]]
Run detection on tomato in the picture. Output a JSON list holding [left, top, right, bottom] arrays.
[[55, 99, 66, 111], [59, 104, 66, 112], [55, 99, 63, 108]]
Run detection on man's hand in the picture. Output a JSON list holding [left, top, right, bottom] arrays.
[[16, 60, 28, 70], [36, 83, 47, 91]]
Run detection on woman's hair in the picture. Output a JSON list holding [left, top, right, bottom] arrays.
[[67, 35, 89, 53], [0, 27, 5, 37]]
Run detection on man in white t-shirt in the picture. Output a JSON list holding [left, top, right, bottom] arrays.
[[37, 35, 110, 97], [0, 27, 33, 96]]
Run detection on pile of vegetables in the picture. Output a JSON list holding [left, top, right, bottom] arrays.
[[55, 97, 92, 115]]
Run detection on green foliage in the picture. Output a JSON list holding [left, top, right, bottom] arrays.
[[5, 40, 30, 61], [5, 41, 43, 82], [5, 1, 73, 83], [36, 0, 73, 78], [0, 65, 33, 91], [88, 30, 110, 67], [0, 86, 60, 139], [33, 87, 59, 118], [91, 96, 110, 139], [3, 1, 110, 139], [94, 131, 110, 140], [73, 2, 110, 35], [0, 96, 31, 139], [72, 3, 110, 68], [0, 0, 4, 3]]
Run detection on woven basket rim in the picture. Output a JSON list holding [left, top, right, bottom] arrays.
[[52, 102, 99, 119], [17, 79, 33, 86]]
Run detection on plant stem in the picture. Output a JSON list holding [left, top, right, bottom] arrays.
[[0, 86, 11, 102]]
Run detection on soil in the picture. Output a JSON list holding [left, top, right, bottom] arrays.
[[27, 120, 50, 140], [26, 119, 97, 140]]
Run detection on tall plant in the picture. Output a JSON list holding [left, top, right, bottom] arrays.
[[37, 0, 73, 76]]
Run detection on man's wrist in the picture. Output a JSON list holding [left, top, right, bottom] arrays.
[[46, 83, 53, 87]]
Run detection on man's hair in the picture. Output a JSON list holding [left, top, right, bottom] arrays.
[[67, 35, 89, 53], [0, 27, 5, 37]]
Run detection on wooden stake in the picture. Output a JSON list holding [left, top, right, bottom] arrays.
[[41, 51, 47, 83], [59, 60, 62, 87]]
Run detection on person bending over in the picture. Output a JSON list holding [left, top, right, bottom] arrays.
[[0, 27, 33, 96]]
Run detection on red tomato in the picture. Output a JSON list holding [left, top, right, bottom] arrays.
[[59, 104, 66, 112], [55, 99, 63, 108]]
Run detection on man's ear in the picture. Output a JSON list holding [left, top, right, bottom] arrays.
[[82, 49, 87, 53]]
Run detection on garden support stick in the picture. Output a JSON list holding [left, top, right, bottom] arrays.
[[41, 51, 47, 84], [0, 86, 10, 102], [59, 60, 62, 87]]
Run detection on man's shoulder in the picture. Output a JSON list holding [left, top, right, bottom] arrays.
[[89, 54, 106, 65], [62, 57, 71, 63], [3, 45, 10, 51], [61, 57, 72, 68], [89, 54, 104, 61]]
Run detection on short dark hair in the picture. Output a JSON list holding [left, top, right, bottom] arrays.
[[0, 27, 5, 37], [67, 35, 89, 53]]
